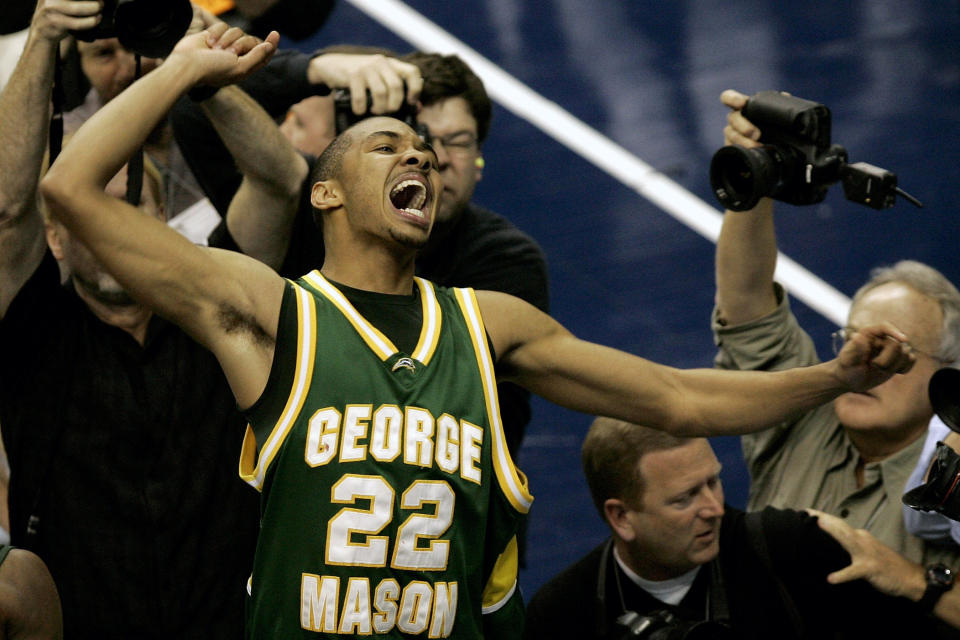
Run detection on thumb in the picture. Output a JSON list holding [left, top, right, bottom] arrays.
[[826, 565, 862, 585]]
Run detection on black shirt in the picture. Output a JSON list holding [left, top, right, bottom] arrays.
[[0, 252, 258, 639], [524, 506, 954, 640]]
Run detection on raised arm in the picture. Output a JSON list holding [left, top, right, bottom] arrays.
[[200, 84, 308, 268], [714, 89, 779, 326], [478, 291, 915, 437], [40, 24, 285, 407], [0, 0, 101, 317]]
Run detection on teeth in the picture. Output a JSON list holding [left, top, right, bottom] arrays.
[[391, 179, 427, 217]]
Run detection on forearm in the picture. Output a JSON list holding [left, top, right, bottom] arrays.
[[200, 85, 306, 195], [510, 334, 849, 437], [0, 32, 58, 220], [200, 85, 307, 267], [715, 197, 779, 325]]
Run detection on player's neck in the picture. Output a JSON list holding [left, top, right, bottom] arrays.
[[321, 248, 417, 296]]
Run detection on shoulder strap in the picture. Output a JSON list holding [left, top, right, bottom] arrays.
[[744, 511, 805, 638]]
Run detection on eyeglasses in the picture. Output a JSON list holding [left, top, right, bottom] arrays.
[[831, 326, 944, 362], [427, 131, 478, 157]]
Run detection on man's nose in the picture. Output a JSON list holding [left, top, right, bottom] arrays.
[[698, 488, 724, 518], [116, 49, 138, 84], [403, 148, 432, 172], [430, 140, 451, 168]]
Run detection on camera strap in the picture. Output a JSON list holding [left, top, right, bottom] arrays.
[[594, 538, 615, 638], [48, 52, 144, 207], [49, 60, 65, 164], [599, 538, 733, 632], [125, 54, 144, 208], [706, 557, 731, 627]]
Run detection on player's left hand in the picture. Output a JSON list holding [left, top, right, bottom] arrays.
[[831, 322, 916, 392], [169, 22, 279, 88]]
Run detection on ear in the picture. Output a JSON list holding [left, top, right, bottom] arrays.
[[473, 155, 484, 183], [45, 220, 66, 261], [311, 180, 343, 211], [603, 498, 637, 542]]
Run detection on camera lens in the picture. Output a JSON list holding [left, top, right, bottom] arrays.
[[709, 145, 781, 212], [114, 0, 192, 58], [930, 368, 960, 433]]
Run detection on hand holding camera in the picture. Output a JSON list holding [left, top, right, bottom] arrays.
[[712, 89, 921, 212], [30, 0, 101, 44], [308, 53, 423, 120]]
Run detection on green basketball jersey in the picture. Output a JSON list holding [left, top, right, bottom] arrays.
[[240, 272, 532, 638]]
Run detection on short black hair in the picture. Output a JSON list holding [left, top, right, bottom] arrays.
[[309, 128, 354, 228], [401, 52, 492, 144]]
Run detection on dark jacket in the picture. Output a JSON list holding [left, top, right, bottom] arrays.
[[524, 506, 952, 640]]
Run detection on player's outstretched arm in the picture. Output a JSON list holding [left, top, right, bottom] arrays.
[[40, 24, 285, 408], [478, 291, 916, 437]]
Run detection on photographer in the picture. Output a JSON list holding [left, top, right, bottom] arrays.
[[523, 417, 959, 639], [0, 3, 269, 636], [712, 89, 960, 568]]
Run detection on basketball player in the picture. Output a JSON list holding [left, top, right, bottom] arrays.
[[40, 25, 917, 638]]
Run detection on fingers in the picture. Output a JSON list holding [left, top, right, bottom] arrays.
[[721, 90, 761, 147], [806, 509, 866, 584], [720, 89, 749, 109], [206, 23, 240, 49], [349, 57, 422, 115], [847, 324, 916, 374], [309, 54, 423, 116], [187, 5, 222, 36], [233, 31, 278, 77], [826, 565, 863, 585], [807, 508, 851, 543], [202, 21, 230, 47], [34, 0, 103, 40]]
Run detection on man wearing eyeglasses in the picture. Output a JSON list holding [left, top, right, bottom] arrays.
[[712, 89, 960, 571]]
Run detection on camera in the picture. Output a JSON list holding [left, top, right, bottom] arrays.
[[902, 367, 960, 520], [615, 610, 733, 640], [333, 87, 428, 140], [710, 90, 918, 212], [70, 0, 193, 58]]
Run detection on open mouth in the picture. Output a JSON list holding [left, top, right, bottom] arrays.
[[390, 179, 428, 219]]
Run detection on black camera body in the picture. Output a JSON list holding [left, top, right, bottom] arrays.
[[71, 0, 192, 58], [902, 368, 960, 520], [710, 90, 904, 212], [333, 87, 428, 140], [615, 610, 733, 640]]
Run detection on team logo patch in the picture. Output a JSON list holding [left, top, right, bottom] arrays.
[[391, 357, 417, 373]]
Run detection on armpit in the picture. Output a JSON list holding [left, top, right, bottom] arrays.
[[217, 302, 275, 347]]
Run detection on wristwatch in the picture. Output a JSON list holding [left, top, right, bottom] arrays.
[[918, 563, 954, 612]]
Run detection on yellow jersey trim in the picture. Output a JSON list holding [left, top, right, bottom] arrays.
[[240, 283, 317, 490], [454, 288, 533, 513], [481, 536, 519, 613], [303, 271, 441, 365]]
